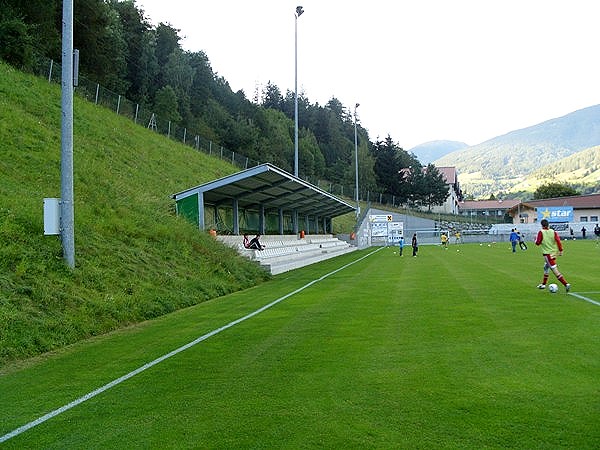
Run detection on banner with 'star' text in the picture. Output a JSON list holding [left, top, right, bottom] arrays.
[[536, 206, 573, 223]]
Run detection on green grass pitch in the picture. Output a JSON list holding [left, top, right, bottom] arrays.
[[1, 241, 599, 448]]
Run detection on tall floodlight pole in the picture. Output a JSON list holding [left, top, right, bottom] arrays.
[[294, 5, 304, 177], [354, 103, 360, 219], [61, 0, 75, 268]]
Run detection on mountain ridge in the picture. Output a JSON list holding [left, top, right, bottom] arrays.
[[432, 104, 600, 197], [408, 140, 468, 164]]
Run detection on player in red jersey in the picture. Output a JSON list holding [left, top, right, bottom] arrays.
[[534, 219, 570, 292]]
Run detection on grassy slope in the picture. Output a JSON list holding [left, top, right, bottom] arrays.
[[1, 243, 598, 447], [0, 62, 271, 364]]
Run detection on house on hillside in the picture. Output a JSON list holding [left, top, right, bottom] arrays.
[[506, 193, 600, 225], [458, 199, 521, 220], [428, 167, 463, 215]]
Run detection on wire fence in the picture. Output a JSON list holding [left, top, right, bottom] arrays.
[[31, 55, 464, 215]]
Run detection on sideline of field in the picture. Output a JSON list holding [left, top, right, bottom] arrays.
[[569, 291, 600, 306]]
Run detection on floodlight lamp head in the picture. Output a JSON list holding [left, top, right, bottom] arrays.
[[296, 6, 304, 17]]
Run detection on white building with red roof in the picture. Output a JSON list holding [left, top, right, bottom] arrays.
[[428, 166, 463, 215]]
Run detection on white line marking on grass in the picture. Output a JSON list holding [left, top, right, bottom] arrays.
[[0, 247, 382, 443], [568, 292, 600, 307]]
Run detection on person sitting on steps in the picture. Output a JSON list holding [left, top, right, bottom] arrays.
[[248, 234, 265, 250]]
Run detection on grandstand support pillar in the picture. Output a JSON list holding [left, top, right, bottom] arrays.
[[293, 210, 299, 235], [232, 198, 239, 235], [197, 193, 205, 230], [259, 204, 265, 235], [278, 208, 284, 235], [305, 215, 310, 234], [315, 215, 320, 234]]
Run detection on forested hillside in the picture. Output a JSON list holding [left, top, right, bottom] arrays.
[[1, 0, 451, 209], [510, 145, 600, 195]]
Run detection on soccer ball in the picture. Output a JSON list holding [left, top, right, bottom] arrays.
[[548, 283, 559, 293]]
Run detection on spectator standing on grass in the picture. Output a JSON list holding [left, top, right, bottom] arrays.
[[411, 233, 418, 257], [398, 235, 405, 256], [581, 226, 587, 239], [594, 223, 600, 242], [509, 228, 520, 253], [535, 219, 570, 292]]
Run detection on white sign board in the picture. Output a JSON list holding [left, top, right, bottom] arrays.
[[387, 222, 404, 243], [371, 222, 388, 237], [369, 214, 393, 223], [368, 213, 404, 245]]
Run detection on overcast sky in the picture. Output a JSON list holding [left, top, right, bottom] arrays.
[[135, 0, 600, 149]]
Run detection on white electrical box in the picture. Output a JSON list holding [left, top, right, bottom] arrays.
[[44, 198, 61, 235]]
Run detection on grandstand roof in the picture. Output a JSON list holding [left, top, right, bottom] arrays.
[[172, 163, 355, 218]]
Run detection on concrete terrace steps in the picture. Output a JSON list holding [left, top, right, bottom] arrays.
[[216, 234, 357, 275]]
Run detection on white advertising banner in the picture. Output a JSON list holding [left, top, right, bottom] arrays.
[[371, 222, 388, 237]]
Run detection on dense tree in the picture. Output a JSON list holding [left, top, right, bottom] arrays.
[[154, 22, 180, 65], [111, 0, 157, 104], [162, 49, 193, 124], [187, 51, 214, 116], [2, 0, 60, 62], [298, 128, 325, 178], [372, 136, 434, 206], [533, 182, 580, 199], [153, 22, 181, 93], [416, 164, 450, 210], [252, 108, 294, 171], [307, 98, 353, 182], [373, 135, 402, 196], [0, 7, 36, 69], [345, 131, 377, 194], [261, 81, 283, 110], [0, 0, 457, 209], [154, 85, 181, 126], [74, 0, 128, 92]]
